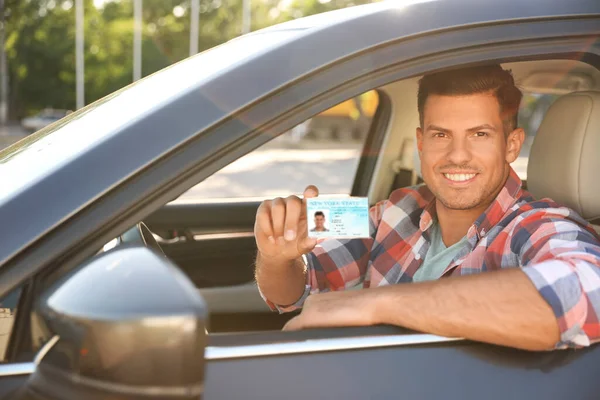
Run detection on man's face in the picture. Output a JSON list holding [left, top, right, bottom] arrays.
[[417, 93, 524, 212], [314, 215, 325, 230]]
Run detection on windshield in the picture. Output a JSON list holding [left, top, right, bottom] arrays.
[[0, 30, 300, 206]]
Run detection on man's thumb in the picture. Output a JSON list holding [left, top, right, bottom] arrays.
[[303, 185, 319, 199]]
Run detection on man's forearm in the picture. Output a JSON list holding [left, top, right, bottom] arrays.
[[255, 252, 307, 307], [373, 268, 560, 351]]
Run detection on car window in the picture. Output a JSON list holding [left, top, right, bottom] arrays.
[[176, 90, 380, 201], [0, 287, 23, 362], [513, 92, 560, 181]]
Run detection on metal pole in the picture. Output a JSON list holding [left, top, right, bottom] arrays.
[[75, 0, 85, 109], [133, 0, 142, 81], [189, 0, 199, 56], [0, 0, 8, 124], [242, 0, 251, 34]]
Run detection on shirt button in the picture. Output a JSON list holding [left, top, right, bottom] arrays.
[[415, 254, 421, 260]]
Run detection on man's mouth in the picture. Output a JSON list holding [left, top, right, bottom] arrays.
[[442, 173, 478, 183]]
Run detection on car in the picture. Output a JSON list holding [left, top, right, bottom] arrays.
[[20, 108, 72, 134], [0, 0, 599, 399]]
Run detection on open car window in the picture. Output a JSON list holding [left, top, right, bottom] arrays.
[[175, 91, 381, 201]]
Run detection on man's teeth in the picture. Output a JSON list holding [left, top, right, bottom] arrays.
[[444, 173, 476, 182]]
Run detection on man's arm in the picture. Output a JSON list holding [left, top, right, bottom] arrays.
[[284, 268, 560, 351], [378, 269, 560, 350], [284, 214, 600, 350], [254, 187, 319, 309], [255, 253, 307, 307], [255, 187, 387, 311]]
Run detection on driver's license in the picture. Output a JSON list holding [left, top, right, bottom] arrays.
[[306, 197, 370, 239]]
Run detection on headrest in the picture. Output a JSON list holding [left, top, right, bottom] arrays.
[[527, 91, 600, 221]]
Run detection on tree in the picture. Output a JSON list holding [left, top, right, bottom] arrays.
[[5, 0, 378, 119]]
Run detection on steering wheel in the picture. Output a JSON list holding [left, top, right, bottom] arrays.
[[118, 222, 165, 256], [118, 222, 206, 333]]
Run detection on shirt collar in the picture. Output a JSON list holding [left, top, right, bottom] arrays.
[[419, 167, 523, 238]]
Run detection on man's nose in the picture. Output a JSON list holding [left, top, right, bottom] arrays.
[[446, 137, 472, 166]]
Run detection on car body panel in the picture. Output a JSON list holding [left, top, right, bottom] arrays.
[[205, 330, 600, 400]]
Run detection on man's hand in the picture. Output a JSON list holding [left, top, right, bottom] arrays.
[[254, 185, 321, 307], [283, 289, 378, 331], [254, 185, 320, 261]]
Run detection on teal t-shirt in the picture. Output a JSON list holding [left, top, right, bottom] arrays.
[[412, 222, 468, 282]]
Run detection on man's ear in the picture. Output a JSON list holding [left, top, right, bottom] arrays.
[[505, 127, 525, 163], [416, 127, 423, 155]]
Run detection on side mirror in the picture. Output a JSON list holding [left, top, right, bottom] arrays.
[[20, 246, 207, 400]]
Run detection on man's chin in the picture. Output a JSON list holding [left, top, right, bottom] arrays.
[[436, 193, 484, 211], [440, 202, 481, 211]]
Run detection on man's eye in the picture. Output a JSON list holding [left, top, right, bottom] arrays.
[[474, 131, 488, 137], [433, 132, 447, 138]]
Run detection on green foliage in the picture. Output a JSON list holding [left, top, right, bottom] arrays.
[[4, 0, 378, 119]]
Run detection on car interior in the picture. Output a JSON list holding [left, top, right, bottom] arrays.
[[139, 58, 600, 338]]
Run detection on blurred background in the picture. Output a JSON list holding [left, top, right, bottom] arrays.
[[0, 0, 377, 134]]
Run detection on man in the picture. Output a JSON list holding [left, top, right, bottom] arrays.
[[254, 65, 600, 351], [310, 211, 329, 232]]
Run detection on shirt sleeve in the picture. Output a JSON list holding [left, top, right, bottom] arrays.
[[260, 199, 387, 313], [515, 210, 600, 348]]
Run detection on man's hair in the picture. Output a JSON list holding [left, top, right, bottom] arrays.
[[417, 64, 523, 134], [314, 211, 325, 218]]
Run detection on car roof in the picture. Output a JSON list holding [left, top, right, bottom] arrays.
[[257, 0, 598, 33], [0, 0, 598, 268]]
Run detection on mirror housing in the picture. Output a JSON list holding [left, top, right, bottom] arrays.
[[22, 246, 207, 400]]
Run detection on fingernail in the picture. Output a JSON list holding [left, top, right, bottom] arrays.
[[268, 236, 275, 244], [284, 230, 296, 241]]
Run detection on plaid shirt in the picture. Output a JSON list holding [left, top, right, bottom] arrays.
[[261, 168, 600, 348]]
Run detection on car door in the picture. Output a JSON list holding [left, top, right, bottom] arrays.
[[204, 326, 600, 400], [1, 2, 599, 397], [144, 91, 392, 332]]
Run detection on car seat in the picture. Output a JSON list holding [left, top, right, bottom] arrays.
[[527, 91, 600, 234]]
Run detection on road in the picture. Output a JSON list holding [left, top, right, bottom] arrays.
[[179, 145, 362, 201]]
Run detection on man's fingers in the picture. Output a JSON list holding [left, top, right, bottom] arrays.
[[283, 196, 302, 241], [271, 197, 286, 238], [303, 185, 319, 200], [255, 201, 274, 240], [301, 185, 319, 220]]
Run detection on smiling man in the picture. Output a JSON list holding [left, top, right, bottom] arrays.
[[310, 211, 329, 232], [254, 65, 600, 351]]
